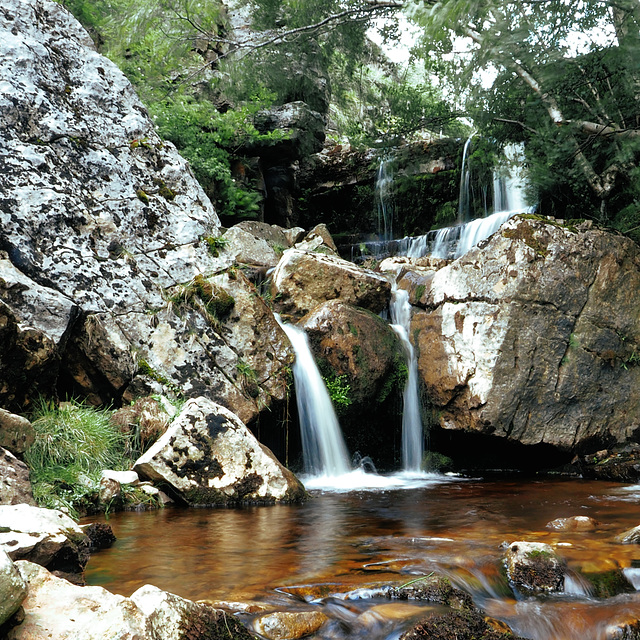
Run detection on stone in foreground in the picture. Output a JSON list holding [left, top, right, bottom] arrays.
[[0, 550, 27, 627], [134, 397, 306, 505], [505, 541, 564, 594]]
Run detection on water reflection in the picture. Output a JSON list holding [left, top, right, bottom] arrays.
[[85, 479, 640, 639]]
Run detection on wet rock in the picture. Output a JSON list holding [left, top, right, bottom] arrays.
[[615, 524, 640, 544], [81, 522, 116, 550], [133, 397, 306, 505], [252, 610, 328, 640], [410, 215, 640, 454], [0, 409, 35, 456], [388, 575, 474, 610], [98, 476, 122, 505], [546, 516, 600, 531], [0, 550, 27, 627], [271, 249, 391, 321], [583, 568, 634, 598], [0, 504, 90, 579], [504, 541, 564, 593], [0, 448, 36, 506], [605, 615, 640, 640], [402, 609, 526, 640], [301, 300, 405, 409]]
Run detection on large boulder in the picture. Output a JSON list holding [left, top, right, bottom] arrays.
[[0, 505, 90, 579], [5, 561, 256, 640], [271, 249, 391, 321], [504, 541, 565, 594], [133, 397, 306, 505], [0, 0, 293, 423], [0, 550, 27, 627], [410, 215, 640, 454], [0, 448, 36, 506], [300, 300, 406, 467]]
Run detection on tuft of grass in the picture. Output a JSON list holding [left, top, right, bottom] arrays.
[[25, 398, 133, 518]]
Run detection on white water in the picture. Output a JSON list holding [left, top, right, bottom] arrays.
[[389, 287, 424, 472], [375, 157, 394, 242], [457, 136, 473, 223], [277, 321, 352, 477]]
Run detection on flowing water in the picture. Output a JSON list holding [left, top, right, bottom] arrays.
[[277, 320, 352, 478], [389, 287, 424, 472], [375, 158, 394, 243], [85, 479, 640, 640]]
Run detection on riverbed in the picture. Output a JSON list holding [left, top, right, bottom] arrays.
[[84, 476, 640, 640]]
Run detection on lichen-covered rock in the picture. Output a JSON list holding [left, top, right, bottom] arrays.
[[0, 0, 301, 421], [505, 541, 564, 594], [271, 249, 391, 321], [133, 397, 306, 505], [0, 550, 27, 627], [411, 215, 640, 453], [131, 584, 257, 640], [0, 409, 35, 456], [0, 447, 36, 506], [5, 561, 258, 640], [0, 505, 90, 579], [252, 610, 328, 640], [293, 223, 339, 255]]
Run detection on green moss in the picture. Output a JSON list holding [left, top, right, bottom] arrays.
[[170, 275, 235, 326], [503, 221, 549, 257], [348, 322, 359, 337], [136, 189, 150, 204], [205, 236, 227, 257], [414, 284, 426, 300], [153, 178, 176, 201], [519, 213, 578, 233], [323, 374, 352, 414]]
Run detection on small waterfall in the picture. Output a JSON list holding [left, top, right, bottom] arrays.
[[277, 321, 352, 477], [389, 287, 424, 472], [375, 157, 394, 243], [457, 136, 473, 223]]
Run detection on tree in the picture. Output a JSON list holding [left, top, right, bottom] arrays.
[[404, 0, 640, 231]]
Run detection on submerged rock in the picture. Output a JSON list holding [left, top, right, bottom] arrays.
[[546, 516, 600, 532], [271, 249, 391, 321], [252, 610, 328, 640], [133, 397, 306, 505], [410, 215, 640, 455], [504, 541, 564, 594]]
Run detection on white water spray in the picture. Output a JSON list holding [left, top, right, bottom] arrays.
[[390, 287, 424, 472], [277, 321, 352, 477]]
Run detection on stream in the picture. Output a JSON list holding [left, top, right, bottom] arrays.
[[84, 476, 640, 640]]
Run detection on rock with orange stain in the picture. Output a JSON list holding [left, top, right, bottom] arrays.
[[546, 515, 600, 532], [252, 610, 328, 640]]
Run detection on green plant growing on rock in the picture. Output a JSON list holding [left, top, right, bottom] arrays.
[[205, 235, 227, 257], [323, 374, 352, 413], [169, 274, 235, 328]]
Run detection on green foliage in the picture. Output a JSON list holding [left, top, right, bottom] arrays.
[[323, 374, 352, 412], [423, 451, 454, 473], [151, 95, 281, 219], [169, 274, 235, 326], [25, 398, 131, 518], [205, 235, 227, 257]]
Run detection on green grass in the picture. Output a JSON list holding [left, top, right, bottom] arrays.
[[25, 398, 136, 518]]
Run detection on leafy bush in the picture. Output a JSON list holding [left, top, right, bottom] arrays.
[[150, 94, 283, 220]]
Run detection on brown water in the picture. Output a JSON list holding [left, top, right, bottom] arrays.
[[84, 477, 640, 640]]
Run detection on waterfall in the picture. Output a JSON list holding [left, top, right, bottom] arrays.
[[389, 287, 424, 472], [276, 320, 352, 477], [457, 136, 473, 223], [375, 157, 394, 243]]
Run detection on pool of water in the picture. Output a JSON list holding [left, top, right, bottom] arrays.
[[84, 476, 640, 639]]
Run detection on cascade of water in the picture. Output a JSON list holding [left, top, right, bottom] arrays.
[[457, 136, 474, 223], [389, 287, 424, 472], [375, 157, 394, 243], [277, 320, 352, 477]]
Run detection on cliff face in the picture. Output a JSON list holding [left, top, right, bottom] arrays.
[[0, 0, 292, 426]]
